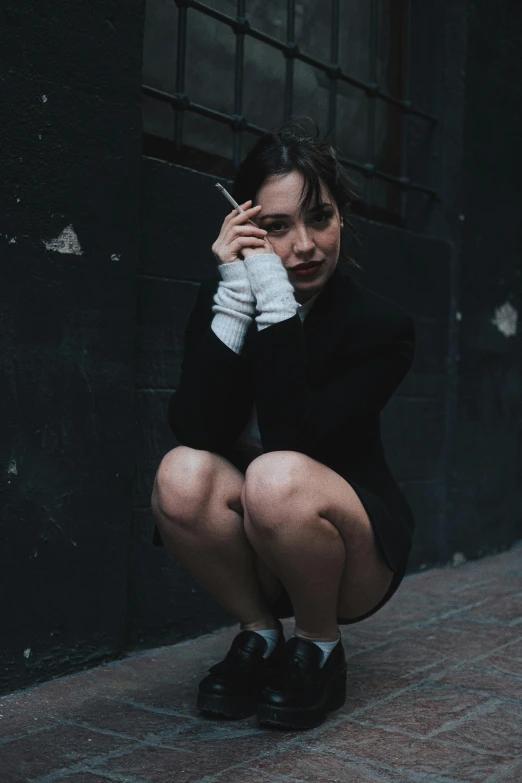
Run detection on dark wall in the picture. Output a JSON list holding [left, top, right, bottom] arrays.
[[0, 2, 145, 693], [1, 0, 520, 696], [449, 0, 522, 558]]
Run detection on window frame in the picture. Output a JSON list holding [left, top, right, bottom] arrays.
[[142, 0, 439, 227]]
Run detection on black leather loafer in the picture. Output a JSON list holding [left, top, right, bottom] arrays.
[[257, 635, 346, 729], [197, 621, 286, 719]]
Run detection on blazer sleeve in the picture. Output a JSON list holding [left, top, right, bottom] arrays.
[[250, 312, 415, 455], [168, 279, 254, 451]]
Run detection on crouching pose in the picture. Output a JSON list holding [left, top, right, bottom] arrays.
[[151, 119, 416, 730]]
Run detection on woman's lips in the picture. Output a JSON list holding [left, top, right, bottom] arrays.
[[291, 262, 322, 278]]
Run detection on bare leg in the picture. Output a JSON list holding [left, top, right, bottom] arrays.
[[243, 491, 344, 641], [151, 445, 280, 631], [243, 451, 395, 641]]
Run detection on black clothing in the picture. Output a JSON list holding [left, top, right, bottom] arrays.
[[166, 264, 415, 577]]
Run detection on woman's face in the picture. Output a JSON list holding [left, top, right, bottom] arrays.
[[255, 170, 343, 304]]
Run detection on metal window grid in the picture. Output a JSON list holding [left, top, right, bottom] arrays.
[[142, 0, 439, 220]]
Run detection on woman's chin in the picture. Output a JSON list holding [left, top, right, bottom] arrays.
[[293, 281, 322, 303], [293, 263, 336, 302]]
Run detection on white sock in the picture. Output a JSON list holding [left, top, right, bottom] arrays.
[[251, 628, 281, 658], [297, 632, 341, 668]]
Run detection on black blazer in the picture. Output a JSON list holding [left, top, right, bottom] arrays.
[[168, 264, 416, 573]]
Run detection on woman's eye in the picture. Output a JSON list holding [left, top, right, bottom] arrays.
[[267, 222, 286, 233], [311, 212, 330, 225]]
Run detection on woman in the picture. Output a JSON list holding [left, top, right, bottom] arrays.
[[151, 120, 416, 731]]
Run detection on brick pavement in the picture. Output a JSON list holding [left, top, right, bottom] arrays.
[[1, 541, 522, 783]]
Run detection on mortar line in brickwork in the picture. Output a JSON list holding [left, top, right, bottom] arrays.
[[283, 736, 511, 781], [138, 273, 200, 285], [194, 763, 301, 783], [392, 394, 441, 401], [486, 758, 522, 783], [102, 694, 202, 722], [428, 697, 507, 741], [135, 387, 177, 392]]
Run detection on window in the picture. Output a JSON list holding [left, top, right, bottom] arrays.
[[142, 0, 437, 225]]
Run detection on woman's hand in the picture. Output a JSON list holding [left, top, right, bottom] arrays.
[[212, 200, 274, 264]]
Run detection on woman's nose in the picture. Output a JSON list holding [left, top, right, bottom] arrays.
[[293, 226, 315, 255]]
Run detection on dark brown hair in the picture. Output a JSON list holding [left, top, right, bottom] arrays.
[[232, 117, 362, 269]]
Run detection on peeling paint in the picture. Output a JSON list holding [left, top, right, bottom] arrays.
[[23, 648, 31, 659], [491, 301, 518, 338], [43, 225, 83, 256], [41, 94, 47, 103], [456, 311, 462, 321], [7, 459, 17, 475], [8, 237, 17, 244], [110, 253, 121, 261], [452, 551, 466, 566]]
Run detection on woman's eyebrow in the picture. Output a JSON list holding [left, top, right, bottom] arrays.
[[259, 202, 332, 220]]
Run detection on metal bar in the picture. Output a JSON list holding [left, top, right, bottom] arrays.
[[174, 1, 188, 151], [188, 1, 238, 28], [338, 156, 437, 197], [143, 84, 437, 198], [233, 0, 246, 167], [188, 0, 287, 53], [242, 23, 287, 52], [284, 0, 295, 119], [143, 86, 232, 123], [143, 85, 265, 135], [365, 0, 378, 205], [185, 0, 437, 124], [327, 0, 340, 141], [400, 0, 411, 220]]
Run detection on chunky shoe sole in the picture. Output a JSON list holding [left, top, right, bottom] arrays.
[[197, 690, 258, 719], [257, 667, 347, 730]]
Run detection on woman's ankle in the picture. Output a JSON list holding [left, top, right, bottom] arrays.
[[240, 617, 280, 632], [294, 625, 339, 643]]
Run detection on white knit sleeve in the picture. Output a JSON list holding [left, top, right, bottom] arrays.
[[243, 253, 298, 330], [211, 259, 256, 354]]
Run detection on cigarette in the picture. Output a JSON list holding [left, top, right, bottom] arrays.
[[215, 183, 244, 213]]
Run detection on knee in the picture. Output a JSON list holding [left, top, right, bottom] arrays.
[[243, 451, 306, 528], [151, 445, 216, 522]]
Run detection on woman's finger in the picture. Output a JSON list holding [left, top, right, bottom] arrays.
[[221, 226, 266, 249], [229, 204, 262, 226], [228, 224, 267, 237], [222, 199, 253, 224], [213, 200, 266, 263], [232, 236, 267, 250]]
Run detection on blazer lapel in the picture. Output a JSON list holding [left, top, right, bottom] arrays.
[[242, 264, 358, 382], [301, 265, 357, 380]]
